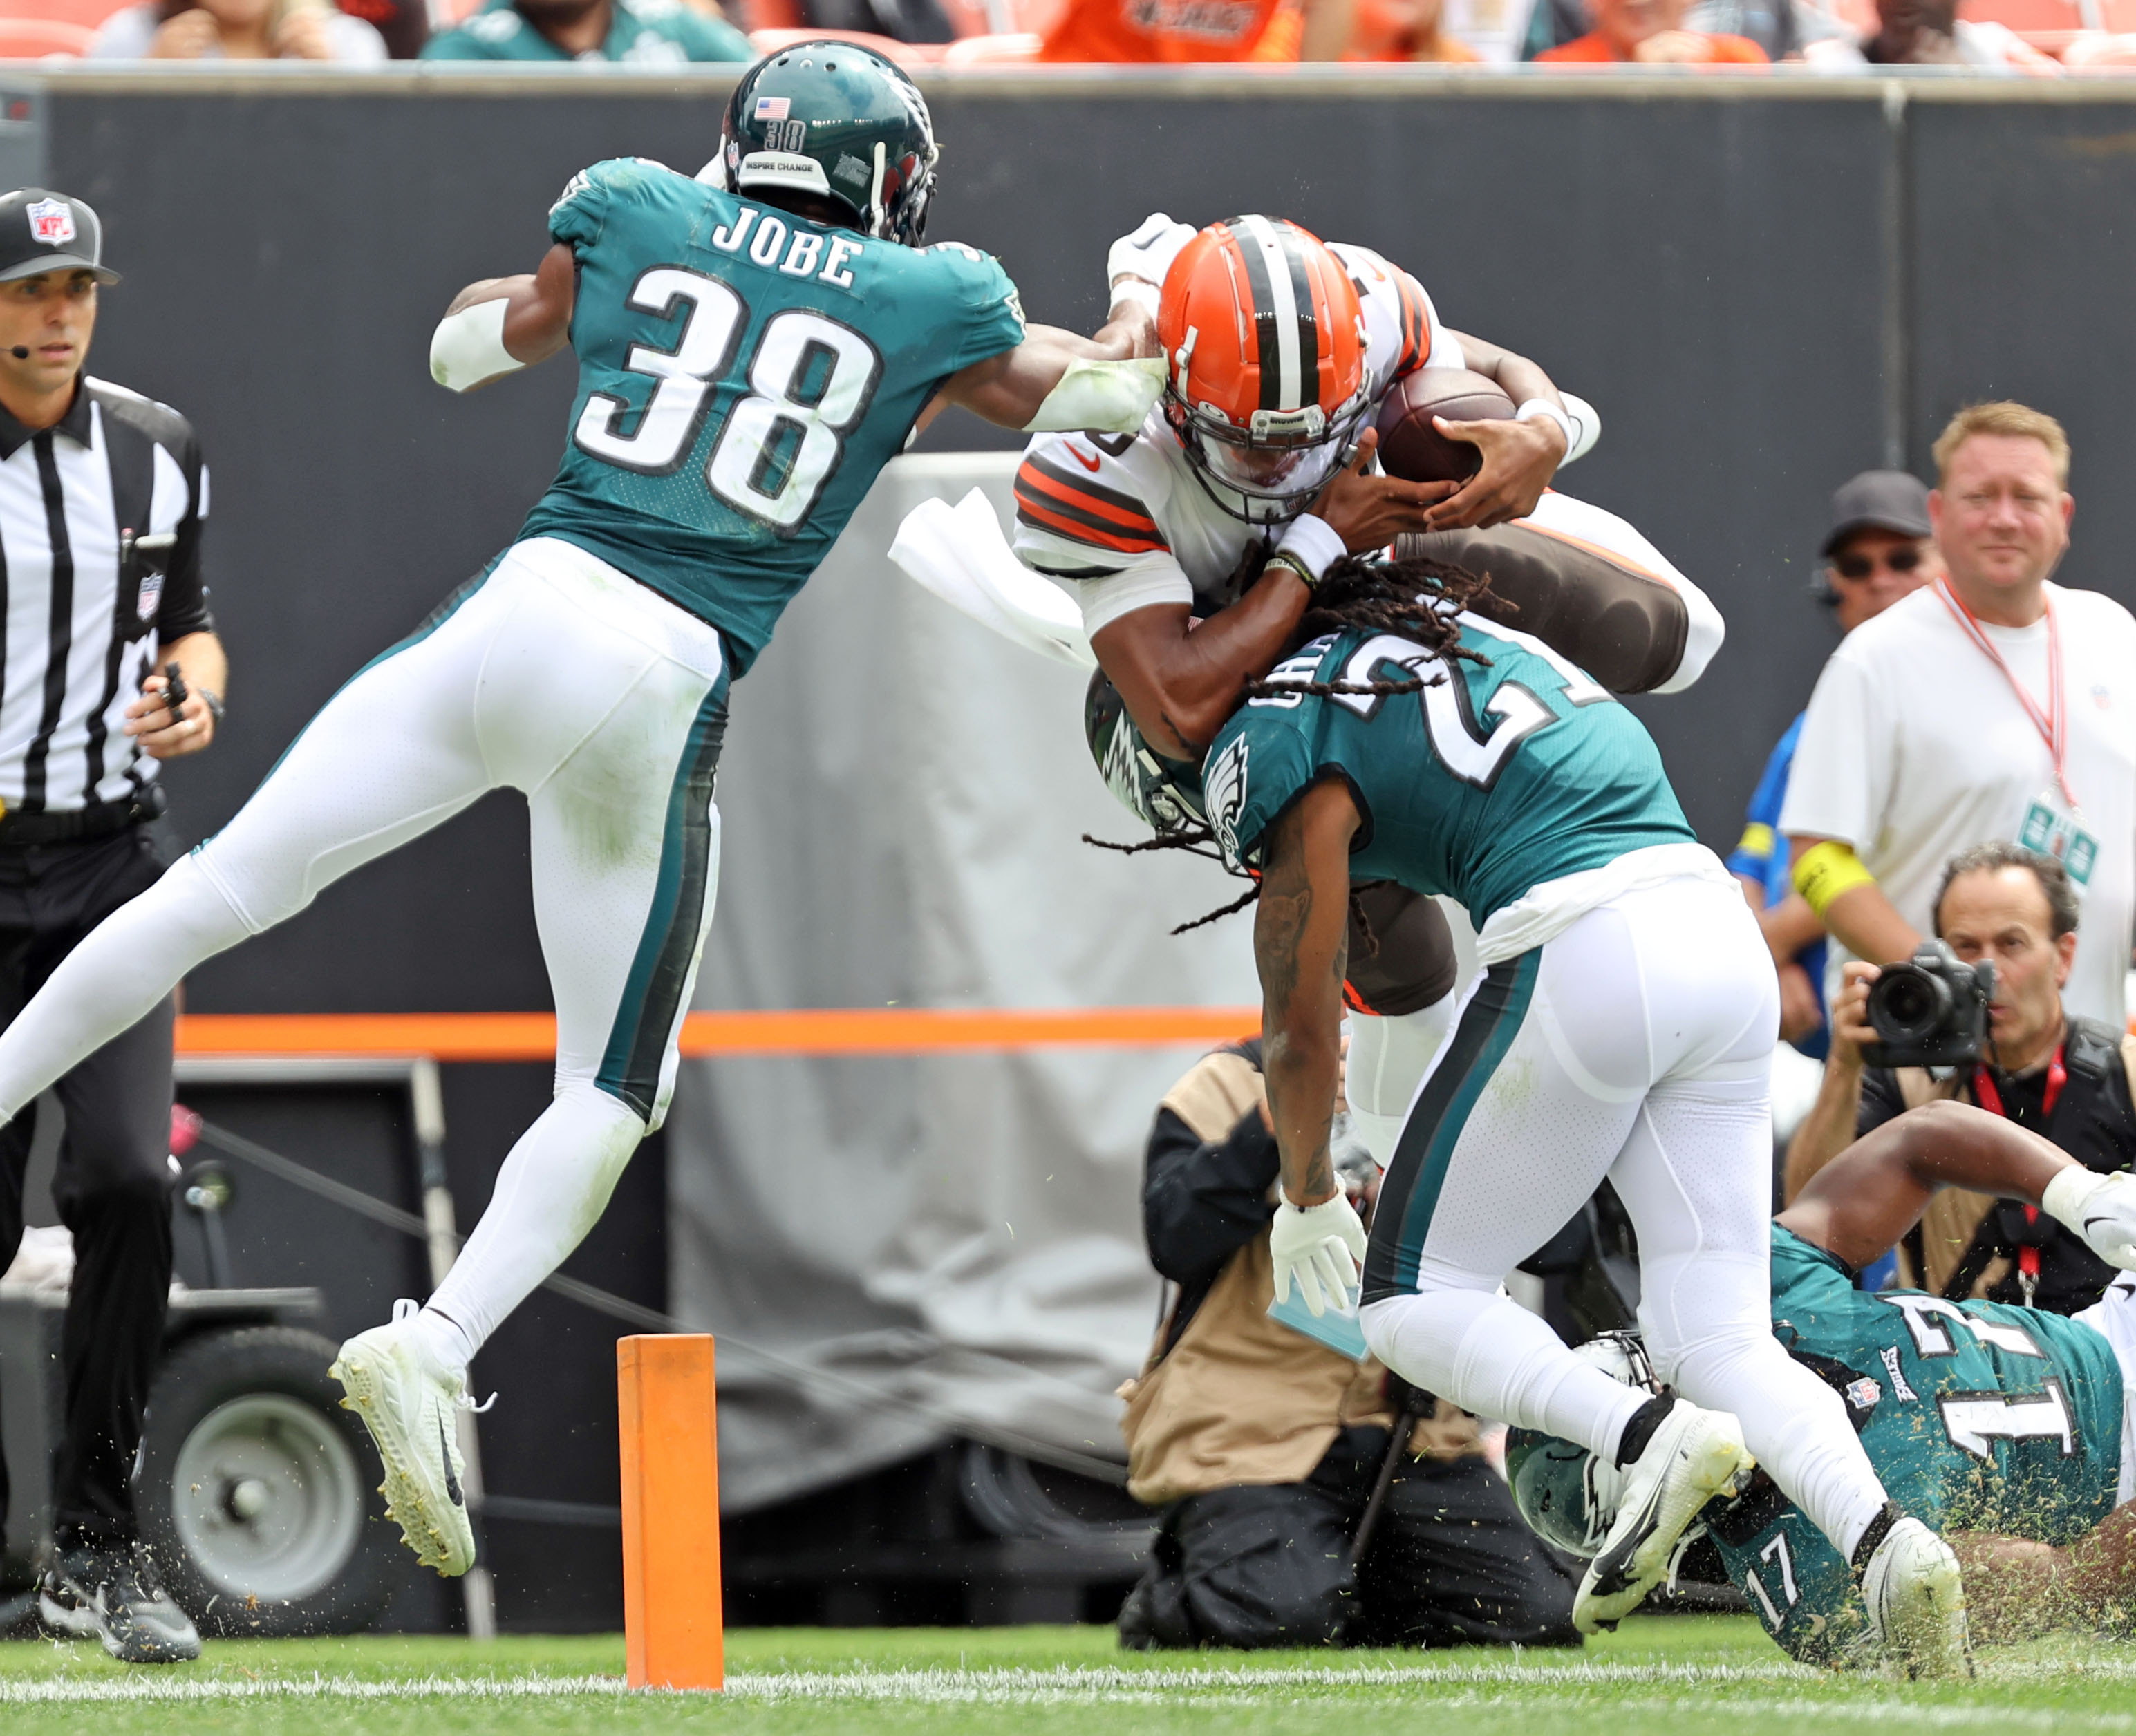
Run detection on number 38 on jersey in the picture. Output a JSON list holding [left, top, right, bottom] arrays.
[[573, 263, 882, 536]]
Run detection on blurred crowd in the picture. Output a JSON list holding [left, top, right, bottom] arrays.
[[9, 0, 2136, 75]]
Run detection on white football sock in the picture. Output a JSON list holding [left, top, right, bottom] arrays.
[[421, 1080, 647, 1368], [1362, 1287, 1649, 1458]]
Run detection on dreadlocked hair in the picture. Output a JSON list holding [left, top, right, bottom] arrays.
[[1083, 826, 1391, 947], [1241, 551, 1506, 703]]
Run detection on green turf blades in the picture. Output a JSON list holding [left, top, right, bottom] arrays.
[[6, 1621, 2136, 1734]]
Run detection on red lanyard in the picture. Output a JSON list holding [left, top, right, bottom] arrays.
[[1971, 1044, 2067, 1293], [1933, 578, 2077, 810]]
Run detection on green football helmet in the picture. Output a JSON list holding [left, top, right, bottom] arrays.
[[1085, 669, 1208, 837], [715, 42, 939, 247], [1504, 1332, 1658, 1558]]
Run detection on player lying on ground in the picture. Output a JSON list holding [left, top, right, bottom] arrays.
[[986, 212, 1725, 1164], [0, 44, 1173, 1581], [1507, 1100, 2136, 1662], [1190, 552, 1970, 1672]]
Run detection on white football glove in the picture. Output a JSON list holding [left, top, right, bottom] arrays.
[[1105, 213, 1199, 310], [2043, 1165, 2136, 1269], [1268, 1191, 1369, 1317]]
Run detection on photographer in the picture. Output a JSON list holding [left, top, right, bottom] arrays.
[[1783, 842, 2136, 1312], [1114, 1037, 1577, 1652]]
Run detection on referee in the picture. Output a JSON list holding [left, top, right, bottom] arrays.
[[0, 189, 223, 1666]]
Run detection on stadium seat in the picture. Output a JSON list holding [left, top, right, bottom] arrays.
[[0, 17, 91, 54], [747, 26, 933, 60], [941, 28, 1040, 56]]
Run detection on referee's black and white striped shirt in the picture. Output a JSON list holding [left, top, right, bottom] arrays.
[[0, 375, 210, 816]]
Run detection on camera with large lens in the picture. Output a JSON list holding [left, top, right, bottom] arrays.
[[1861, 940, 1995, 1070]]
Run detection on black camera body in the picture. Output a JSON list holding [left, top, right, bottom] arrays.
[[1861, 941, 1995, 1070]]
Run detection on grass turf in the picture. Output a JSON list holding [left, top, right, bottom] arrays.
[[6, 1616, 2136, 1733]]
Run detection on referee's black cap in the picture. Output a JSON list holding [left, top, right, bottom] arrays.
[[0, 189, 118, 287]]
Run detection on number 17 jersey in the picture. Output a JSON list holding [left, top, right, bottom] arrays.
[[518, 158, 1027, 674]]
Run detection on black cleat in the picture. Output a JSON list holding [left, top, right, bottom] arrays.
[[40, 1545, 201, 1664]]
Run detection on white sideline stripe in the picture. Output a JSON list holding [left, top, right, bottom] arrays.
[[6, 1660, 2136, 1711]]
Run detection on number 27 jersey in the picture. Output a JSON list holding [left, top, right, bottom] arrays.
[[519, 158, 1027, 675]]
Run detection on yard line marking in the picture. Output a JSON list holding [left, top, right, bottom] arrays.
[[7, 1659, 2136, 1710]]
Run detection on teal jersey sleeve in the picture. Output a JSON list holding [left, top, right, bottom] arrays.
[[547, 160, 625, 252], [1203, 701, 1319, 874], [917, 242, 1027, 373]]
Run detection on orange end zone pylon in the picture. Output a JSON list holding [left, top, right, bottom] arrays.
[[617, 1334, 723, 1690]]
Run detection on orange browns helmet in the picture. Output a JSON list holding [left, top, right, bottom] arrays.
[[1158, 217, 1370, 526]]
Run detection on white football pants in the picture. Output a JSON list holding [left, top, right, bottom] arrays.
[[0, 537, 729, 1368], [1358, 874, 1893, 1560]]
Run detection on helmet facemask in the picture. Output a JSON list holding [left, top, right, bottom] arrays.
[[1168, 389, 1368, 528]]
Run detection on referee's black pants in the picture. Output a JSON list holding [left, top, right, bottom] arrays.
[[0, 822, 176, 1554]]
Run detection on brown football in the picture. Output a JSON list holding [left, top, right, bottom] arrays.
[[1374, 368, 1517, 484]]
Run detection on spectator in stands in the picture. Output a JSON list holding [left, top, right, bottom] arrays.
[[1800, 0, 2057, 69], [420, 0, 747, 60], [1040, 0, 1349, 64], [1781, 402, 2136, 1034], [1784, 845, 2136, 1315], [90, 0, 385, 58], [1729, 471, 1938, 1061], [1349, 0, 1483, 59], [797, 0, 954, 42], [1535, 0, 1768, 62], [1114, 1039, 1578, 1651]]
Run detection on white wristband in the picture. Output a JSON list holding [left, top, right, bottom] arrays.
[[1515, 397, 1575, 455], [429, 299, 521, 394], [1559, 391, 1601, 463], [1108, 279, 1161, 321], [1275, 513, 1346, 584]]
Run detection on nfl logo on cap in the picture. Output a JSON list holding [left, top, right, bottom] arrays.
[[26, 198, 73, 248], [753, 96, 790, 120]]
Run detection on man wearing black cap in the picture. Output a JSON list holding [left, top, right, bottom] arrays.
[[1724, 469, 1938, 1059], [0, 188, 223, 1665]]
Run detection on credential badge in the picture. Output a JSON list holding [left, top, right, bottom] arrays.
[[26, 198, 73, 248]]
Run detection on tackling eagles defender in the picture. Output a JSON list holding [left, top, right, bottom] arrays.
[[0, 45, 1171, 1580], [1507, 1100, 2136, 1664], [1197, 560, 1969, 1672], [1009, 214, 1724, 1164]]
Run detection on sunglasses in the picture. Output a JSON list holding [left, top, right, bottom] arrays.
[[1833, 546, 1924, 581]]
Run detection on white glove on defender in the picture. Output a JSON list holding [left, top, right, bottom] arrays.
[[1268, 1191, 1369, 1317], [2043, 1166, 2136, 1269], [1106, 213, 1199, 312]]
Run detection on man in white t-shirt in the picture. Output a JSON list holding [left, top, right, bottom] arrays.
[[1782, 402, 2136, 1028]]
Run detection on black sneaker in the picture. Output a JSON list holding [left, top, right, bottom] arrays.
[[40, 1545, 202, 1663]]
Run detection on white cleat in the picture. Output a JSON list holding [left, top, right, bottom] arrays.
[[329, 1299, 478, 1577], [1574, 1401, 1756, 1633], [1862, 1515, 1972, 1679]]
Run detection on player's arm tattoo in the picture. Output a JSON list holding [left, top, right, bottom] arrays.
[[1256, 783, 1354, 1207]]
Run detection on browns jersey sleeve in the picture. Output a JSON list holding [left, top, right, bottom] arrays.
[[1011, 429, 1202, 637], [1328, 242, 1460, 402]]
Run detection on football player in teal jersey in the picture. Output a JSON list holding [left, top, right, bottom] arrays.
[[1195, 555, 1971, 1672], [0, 44, 1171, 1581], [1506, 1098, 2136, 1664]]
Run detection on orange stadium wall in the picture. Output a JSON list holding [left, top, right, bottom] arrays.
[[10, 68, 2136, 1629]]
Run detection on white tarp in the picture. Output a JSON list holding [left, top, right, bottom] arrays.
[[663, 453, 1259, 1513]]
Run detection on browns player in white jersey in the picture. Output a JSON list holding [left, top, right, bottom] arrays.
[[1009, 213, 1725, 1164]]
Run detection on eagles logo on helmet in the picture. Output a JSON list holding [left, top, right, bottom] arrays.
[[1158, 216, 1370, 527], [713, 43, 939, 247], [1084, 670, 1206, 836], [1504, 1333, 1664, 1558]]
